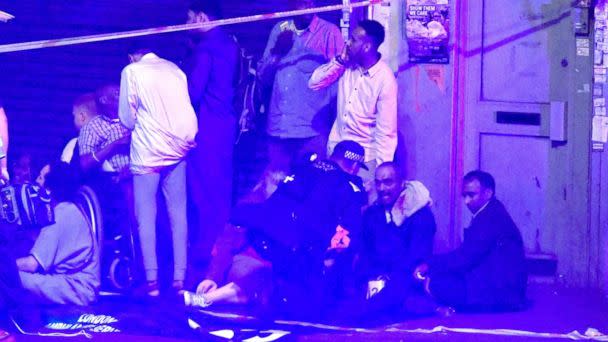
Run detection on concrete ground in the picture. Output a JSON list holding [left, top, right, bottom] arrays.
[[2, 282, 607, 341]]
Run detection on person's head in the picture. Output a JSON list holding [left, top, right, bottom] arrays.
[[375, 162, 405, 207], [35, 163, 51, 187], [10, 153, 32, 185], [187, 0, 222, 33], [127, 42, 153, 64], [72, 93, 98, 130], [290, 0, 315, 31], [95, 84, 120, 119], [44, 162, 80, 203], [462, 170, 495, 214], [347, 20, 385, 64], [330, 140, 367, 176]]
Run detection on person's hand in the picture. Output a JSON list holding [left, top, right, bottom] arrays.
[[270, 30, 294, 58], [115, 135, 131, 147], [413, 263, 429, 281], [112, 135, 131, 154], [196, 279, 218, 294], [0, 166, 9, 184], [336, 43, 350, 65]]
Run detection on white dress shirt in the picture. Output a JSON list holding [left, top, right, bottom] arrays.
[[119, 53, 198, 175], [309, 58, 398, 164]]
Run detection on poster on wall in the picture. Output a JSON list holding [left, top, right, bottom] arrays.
[[405, 0, 450, 64]]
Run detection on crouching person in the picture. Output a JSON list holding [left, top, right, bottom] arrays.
[[185, 141, 368, 320], [16, 162, 100, 306]]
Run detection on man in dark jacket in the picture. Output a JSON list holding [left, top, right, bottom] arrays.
[[353, 162, 436, 320], [186, 140, 367, 320], [414, 170, 527, 312], [184, 0, 240, 266]]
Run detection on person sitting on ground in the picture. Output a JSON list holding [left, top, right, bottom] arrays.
[[186, 140, 368, 320], [15, 162, 100, 306], [354, 162, 436, 321], [413, 170, 527, 312]]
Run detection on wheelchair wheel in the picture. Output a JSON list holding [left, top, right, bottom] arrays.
[[109, 256, 134, 291]]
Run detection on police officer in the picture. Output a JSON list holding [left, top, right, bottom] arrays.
[[188, 140, 368, 320]]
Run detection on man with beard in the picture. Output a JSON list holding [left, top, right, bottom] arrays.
[[309, 20, 398, 202], [354, 162, 436, 321]]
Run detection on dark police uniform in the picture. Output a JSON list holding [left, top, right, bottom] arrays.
[[208, 157, 366, 319]]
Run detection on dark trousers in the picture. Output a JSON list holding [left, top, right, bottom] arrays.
[[428, 272, 468, 309], [188, 114, 236, 264]]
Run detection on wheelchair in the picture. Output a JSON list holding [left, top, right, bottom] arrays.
[[74, 185, 137, 293]]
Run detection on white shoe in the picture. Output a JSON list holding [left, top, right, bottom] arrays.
[[183, 291, 212, 308]]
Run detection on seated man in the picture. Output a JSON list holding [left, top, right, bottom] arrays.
[[186, 140, 368, 319], [79, 84, 130, 178], [356, 162, 436, 319], [79, 85, 134, 247], [16, 162, 100, 306], [61, 92, 99, 173], [414, 170, 527, 312]]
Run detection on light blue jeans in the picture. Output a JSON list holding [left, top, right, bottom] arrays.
[[133, 160, 188, 282]]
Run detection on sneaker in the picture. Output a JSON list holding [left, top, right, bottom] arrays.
[[183, 291, 212, 308]]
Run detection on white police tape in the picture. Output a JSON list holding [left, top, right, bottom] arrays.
[[0, 0, 381, 54], [196, 309, 608, 340]]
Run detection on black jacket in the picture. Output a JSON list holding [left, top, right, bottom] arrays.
[[428, 198, 527, 308], [210, 159, 367, 282], [359, 204, 436, 280]]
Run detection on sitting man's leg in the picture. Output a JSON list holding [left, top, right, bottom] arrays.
[[0, 245, 22, 313], [186, 247, 272, 308], [427, 272, 467, 310]]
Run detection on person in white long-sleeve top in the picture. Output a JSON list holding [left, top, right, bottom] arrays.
[[119, 45, 198, 297], [309, 20, 398, 201]]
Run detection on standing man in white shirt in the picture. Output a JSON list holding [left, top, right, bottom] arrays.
[[309, 20, 398, 198], [119, 45, 198, 297]]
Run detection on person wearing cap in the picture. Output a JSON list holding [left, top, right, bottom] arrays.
[[309, 20, 398, 200], [351, 162, 436, 322], [185, 140, 367, 320]]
